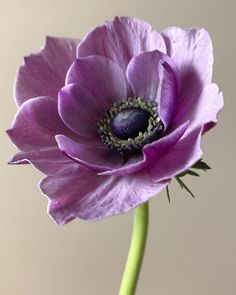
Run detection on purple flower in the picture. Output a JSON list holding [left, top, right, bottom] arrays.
[[7, 17, 223, 224]]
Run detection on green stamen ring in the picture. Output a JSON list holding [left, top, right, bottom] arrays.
[[98, 97, 164, 155]]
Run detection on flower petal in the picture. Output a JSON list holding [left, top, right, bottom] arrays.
[[66, 55, 128, 111], [148, 127, 203, 181], [7, 96, 76, 175], [98, 154, 146, 176], [59, 84, 102, 138], [127, 50, 179, 128], [40, 167, 170, 224], [7, 96, 71, 150], [55, 135, 123, 172], [162, 27, 213, 110], [15, 37, 79, 106], [56, 132, 165, 177], [77, 16, 166, 71], [8, 148, 74, 176], [172, 83, 224, 134], [162, 27, 213, 84], [143, 121, 189, 168], [56, 123, 189, 177], [90, 122, 189, 177]]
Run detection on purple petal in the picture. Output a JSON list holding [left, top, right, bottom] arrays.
[[66, 56, 128, 111], [162, 27, 213, 84], [56, 131, 161, 177], [98, 154, 146, 176], [92, 122, 189, 177], [143, 121, 189, 167], [7, 96, 76, 175], [77, 17, 166, 72], [59, 84, 102, 138], [127, 50, 179, 128], [55, 121, 189, 178], [40, 168, 170, 224], [172, 83, 224, 134], [162, 27, 213, 112], [8, 148, 75, 176], [7, 96, 72, 150], [56, 135, 123, 172], [148, 127, 203, 181], [15, 37, 79, 106]]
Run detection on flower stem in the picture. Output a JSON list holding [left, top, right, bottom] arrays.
[[119, 202, 149, 295]]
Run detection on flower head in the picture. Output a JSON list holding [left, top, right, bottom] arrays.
[[7, 17, 223, 224]]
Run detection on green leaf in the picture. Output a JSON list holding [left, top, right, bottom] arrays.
[[177, 171, 188, 177], [177, 159, 210, 178], [168, 159, 210, 200], [177, 169, 200, 178], [175, 176, 196, 198], [186, 170, 200, 177], [192, 159, 211, 171], [175, 176, 184, 189], [166, 185, 171, 202]]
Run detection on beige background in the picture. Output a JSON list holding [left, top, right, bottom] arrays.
[[1, 0, 235, 294]]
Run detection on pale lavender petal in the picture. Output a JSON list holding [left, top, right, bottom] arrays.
[[66, 56, 128, 111], [148, 127, 203, 181], [59, 84, 102, 138], [172, 83, 224, 134], [8, 148, 74, 176], [56, 135, 123, 172], [143, 121, 189, 168], [77, 17, 166, 71], [98, 154, 146, 176], [162, 27, 213, 113], [7, 96, 77, 175], [7, 96, 72, 151], [127, 50, 179, 128], [9, 148, 62, 164], [40, 167, 170, 224], [32, 159, 80, 177], [15, 37, 79, 106], [162, 27, 213, 84]]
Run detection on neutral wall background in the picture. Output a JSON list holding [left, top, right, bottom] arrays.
[[1, 0, 235, 294]]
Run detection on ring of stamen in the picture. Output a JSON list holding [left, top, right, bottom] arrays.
[[98, 97, 164, 155]]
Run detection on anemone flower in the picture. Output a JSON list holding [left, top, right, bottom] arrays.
[[7, 17, 223, 295]]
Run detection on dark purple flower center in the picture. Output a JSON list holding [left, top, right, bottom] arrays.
[[98, 97, 164, 155], [111, 108, 150, 140]]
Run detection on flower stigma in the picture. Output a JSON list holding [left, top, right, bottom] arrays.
[[98, 97, 164, 155]]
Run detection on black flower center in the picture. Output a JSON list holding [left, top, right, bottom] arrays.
[[111, 108, 150, 140], [98, 97, 164, 155]]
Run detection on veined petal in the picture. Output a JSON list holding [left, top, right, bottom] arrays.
[[98, 154, 146, 176], [162, 27, 213, 110], [148, 127, 203, 181], [66, 56, 128, 111], [7, 96, 72, 150], [127, 50, 179, 128], [77, 16, 166, 71], [59, 84, 102, 138], [162, 27, 213, 84], [172, 83, 224, 134], [143, 121, 189, 167], [55, 135, 123, 172], [7, 96, 77, 175], [99, 122, 189, 177], [15, 37, 79, 106], [40, 167, 170, 224], [8, 148, 74, 176]]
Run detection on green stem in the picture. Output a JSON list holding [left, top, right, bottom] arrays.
[[119, 202, 149, 295]]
